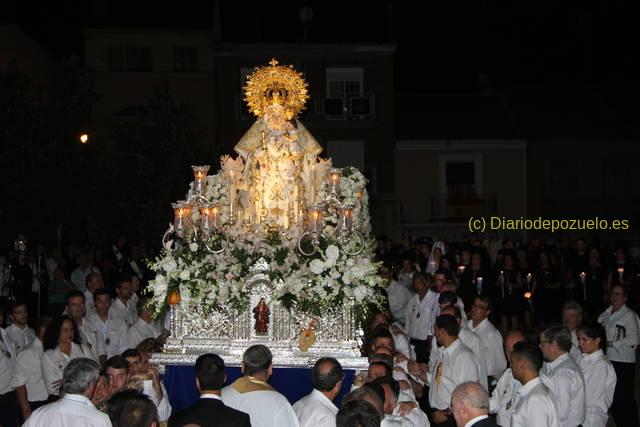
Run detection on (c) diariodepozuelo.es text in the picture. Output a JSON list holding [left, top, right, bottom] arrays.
[[468, 216, 630, 233]]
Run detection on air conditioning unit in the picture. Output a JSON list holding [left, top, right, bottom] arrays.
[[324, 97, 346, 120]]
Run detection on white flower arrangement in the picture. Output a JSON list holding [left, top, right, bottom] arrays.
[[147, 165, 384, 319]]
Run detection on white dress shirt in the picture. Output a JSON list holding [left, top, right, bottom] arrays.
[[84, 290, 95, 315], [510, 377, 561, 427], [489, 367, 520, 426], [11, 337, 48, 402], [41, 343, 95, 395], [23, 393, 112, 427], [464, 415, 488, 427], [293, 388, 338, 427], [392, 329, 412, 359], [387, 280, 413, 323], [569, 329, 583, 365], [467, 318, 507, 377], [85, 313, 129, 359], [109, 298, 135, 327], [128, 293, 139, 323], [542, 352, 586, 427], [458, 328, 488, 390], [222, 384, 300, 427], [0, 329, 15, 395], [142, 379, 172, 422], [597, 305, 640, 363], [428, 338, 481, 411], [5, 323, 36, 355], [127, 317, 162, 349], [405, 290, 439, 340], [76, 318, 106, 360], [580, 350, 616, 427], [382, 404, 431, 427]]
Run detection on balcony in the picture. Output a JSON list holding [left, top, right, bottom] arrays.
[[236, 93, 376, 121], [430, 193, 498, 222]]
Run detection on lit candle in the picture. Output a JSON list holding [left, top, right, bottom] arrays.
[[328, 168, 342, 194], [526, 272, 532, 290], [211, 204, 220, 228], [580, 271, 587, 300], [618, 267, 624, 283], [308, 206, 321, 232], [500, 270, 505, 297], [191, 165, 210, 195], [524, 291, 532, 299], [310, 164, 316, 204], [476, 276, 483, 293], [200, 204, 212, 232], [458, 265, 466, 275]]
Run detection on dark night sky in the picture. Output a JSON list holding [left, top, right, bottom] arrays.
[[6, 0, 640, 94]]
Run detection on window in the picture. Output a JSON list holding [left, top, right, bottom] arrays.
[[446, 162, 476, 198], [326, 68, 363, 98], [174, 47, 198, 72], [107, 45, 124, 71], [126, 46, 152, 71], [108, 44, 152, 72]]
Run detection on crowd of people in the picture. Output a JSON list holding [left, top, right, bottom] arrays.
[[0, 233, 638, 426]]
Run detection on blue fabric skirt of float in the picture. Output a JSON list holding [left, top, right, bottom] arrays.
[[163, 365, 356, 411]]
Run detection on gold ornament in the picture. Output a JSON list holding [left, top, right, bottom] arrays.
[[298, 323, 316, 352], [244, 58, 309, 120]]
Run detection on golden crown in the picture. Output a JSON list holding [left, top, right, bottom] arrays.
[[244, 59, 309, 120]]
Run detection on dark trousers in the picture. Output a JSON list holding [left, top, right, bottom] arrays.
[[611, 361, 640, 427], [410, 337, 431, 364], [0, 390, 18, 427]]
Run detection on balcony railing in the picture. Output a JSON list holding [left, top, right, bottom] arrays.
[[430, 193, 498, 222]]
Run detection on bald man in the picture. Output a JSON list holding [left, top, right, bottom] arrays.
[[451, 382, 496, 427], [489, 331, 526, 426]]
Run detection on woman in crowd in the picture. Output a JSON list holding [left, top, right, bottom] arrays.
[[577, 321, 617, 427], [41, 315, 95, 398]]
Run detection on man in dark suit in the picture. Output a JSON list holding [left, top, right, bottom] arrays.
[[450, 382, 497, 427], [168, 353, 251, 427]]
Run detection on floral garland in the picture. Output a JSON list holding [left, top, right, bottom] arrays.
[[148, 167, 385, 319]]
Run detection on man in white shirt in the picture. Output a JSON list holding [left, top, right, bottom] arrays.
[[128, 296, 165, 349], [405, 273, 439, 363], [70, 254, 100, 292], [428, 314, 481, 426], [489, 330, 525, 426], [0, 306, 18, 427], [539, 326, 586, 427], [222, 344, 299, 427], [6, 302, 36, 355], [86, 288, 128, 359], [387, 278, 413, 325], [438, 305, 487, 391], [294, 357, 343, 427], [510, 342, 560, 427], [12, 315, 52, 422], [466, 296, 506, 385], [66, 290, 107, 366], [24, 357, 112, 427], [450, 382, 494, 427], [597, 284, 640, 427], [109, 276, 135, 327], [372, 376, 430, 427], [561, 302, 583, 364], [83, 273, 104, 316]]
